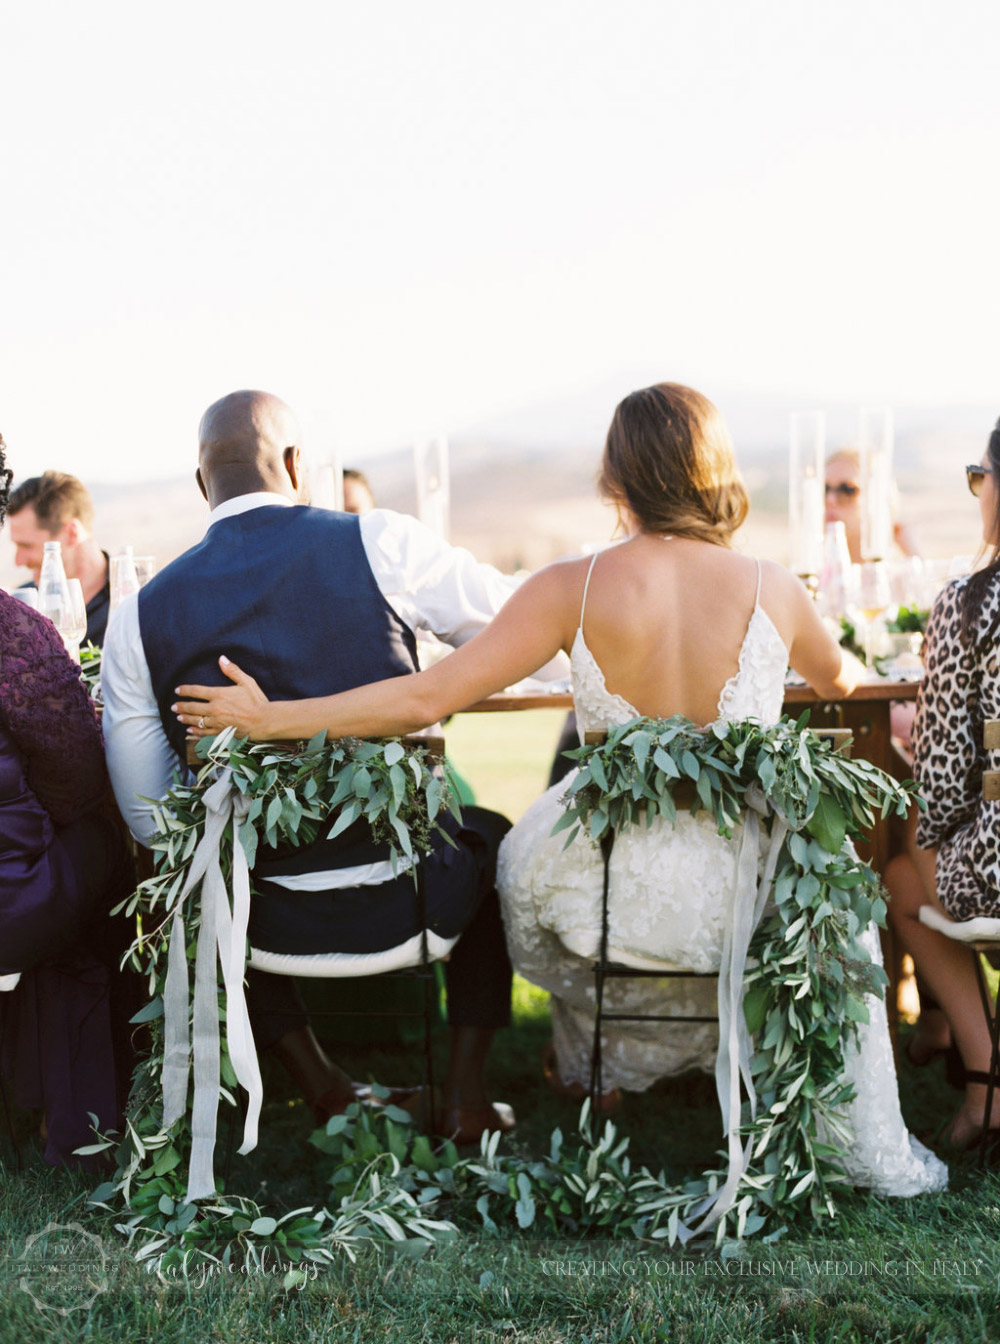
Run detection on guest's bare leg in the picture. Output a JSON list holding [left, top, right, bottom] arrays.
[[268, 1026, 356, 1114], [442, 1026, 493, 1110], [882, 842, 951, 1059], [885, 851, 1000, 1142]]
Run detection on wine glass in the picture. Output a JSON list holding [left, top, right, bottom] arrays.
[[858, 561, 891, 669], [62, 578, 88, 661], [37, 575, 87, 661], [109, 551, 156, 612]]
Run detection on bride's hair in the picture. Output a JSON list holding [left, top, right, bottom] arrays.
[[598, 383, 749, 546]]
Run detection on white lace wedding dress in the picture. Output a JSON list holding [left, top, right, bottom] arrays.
[[497, 556, 947, 1197]]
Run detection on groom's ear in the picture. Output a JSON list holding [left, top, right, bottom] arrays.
[[283, 445, 307, 501], [195, 468, 208, 503]]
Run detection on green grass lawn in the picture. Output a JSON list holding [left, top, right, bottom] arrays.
[[2, 715, 999, 1342]]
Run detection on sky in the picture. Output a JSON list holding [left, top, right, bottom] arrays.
[[2, 0, 999, 484]]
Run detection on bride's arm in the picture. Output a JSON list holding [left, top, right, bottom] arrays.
[[174, 563, 577, 740], [783, 569, 864, 698]]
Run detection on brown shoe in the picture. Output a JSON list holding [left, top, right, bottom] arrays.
[[435, 1101, 516, 1146]]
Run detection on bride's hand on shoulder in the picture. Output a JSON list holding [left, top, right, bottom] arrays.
[[172, 656, 274, 739]]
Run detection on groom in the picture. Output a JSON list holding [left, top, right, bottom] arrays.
[[102, 389, 519, 1142]]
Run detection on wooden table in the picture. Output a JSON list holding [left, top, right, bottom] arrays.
[[782, 677, 920, 872]]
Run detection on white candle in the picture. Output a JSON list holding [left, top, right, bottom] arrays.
[[800, 473, 824, 574], [788, 411, 826, 575], [859, 407, 894, 560], [414, 436, 451, 539]]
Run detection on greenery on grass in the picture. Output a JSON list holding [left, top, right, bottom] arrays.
[[1, 1034, 996, 1344]]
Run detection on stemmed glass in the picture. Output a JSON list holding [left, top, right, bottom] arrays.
[[858, 561, 891, 670], [62, 579, 88, 662], [37, 576, 88, 661]]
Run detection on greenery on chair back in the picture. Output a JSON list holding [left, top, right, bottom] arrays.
[[556, 714, 917, 1237], [85, 717, 917, 1269]]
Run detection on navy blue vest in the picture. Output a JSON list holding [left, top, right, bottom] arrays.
[[139, 504, 420, 876]]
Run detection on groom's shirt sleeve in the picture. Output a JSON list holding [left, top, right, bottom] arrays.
[[358, 509, 516, 645], [359, 509, 568, 679], [102, 591, 182, 846]]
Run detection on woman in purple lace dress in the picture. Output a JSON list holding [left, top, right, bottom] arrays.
[[0, 435, 135, 1166]]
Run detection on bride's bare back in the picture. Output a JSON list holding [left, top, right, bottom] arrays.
[[566, 533, 849, 726]]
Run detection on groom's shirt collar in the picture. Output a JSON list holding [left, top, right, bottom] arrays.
[[208, 491, 295, 525]]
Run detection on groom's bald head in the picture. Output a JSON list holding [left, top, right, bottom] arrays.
[[196, 390, 308, 509]]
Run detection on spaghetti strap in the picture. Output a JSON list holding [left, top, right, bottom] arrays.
[[754, 557, 762, 607], [579, 552, 600, 628]]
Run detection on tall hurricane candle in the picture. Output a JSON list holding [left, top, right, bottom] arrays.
[[859, 407, 893, 561], [414, 435, 451, 540], [788, 411, 826, 577]]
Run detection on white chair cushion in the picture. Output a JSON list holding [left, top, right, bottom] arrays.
[[918, 905, 1000, 942], [248, 929, 459, 979]]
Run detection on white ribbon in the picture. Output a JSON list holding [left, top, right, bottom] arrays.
[[160, 770, 263, 1202], [675, 784, 789, 1243]]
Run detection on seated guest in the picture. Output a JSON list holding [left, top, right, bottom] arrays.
[[885, 420, 1000, 1148], [0, 436, 135, 1165], [8, 471, 112, 645], [102, 389, 529, 1143], [824, 446, 921, 562], [342, 468, 376, 516]]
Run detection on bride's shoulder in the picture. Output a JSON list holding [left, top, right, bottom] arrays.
[[755, 557, 807, 600]]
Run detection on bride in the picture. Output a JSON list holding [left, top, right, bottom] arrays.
[[174, 381, 946, 1198]]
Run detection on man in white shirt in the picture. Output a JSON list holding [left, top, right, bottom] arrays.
[[102, 389, 527, 1144]]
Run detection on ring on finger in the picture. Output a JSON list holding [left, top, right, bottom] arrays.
[[198, 716, 206, 730]]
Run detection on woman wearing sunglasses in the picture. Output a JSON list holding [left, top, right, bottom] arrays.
[[884, 422, 1000, 1148], [824, 448, 920, 563]]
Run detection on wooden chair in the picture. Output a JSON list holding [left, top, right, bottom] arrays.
[[915, 717, 1000, 1159], [185, 733, 448, 1132], [585, 727, 854, 1114]]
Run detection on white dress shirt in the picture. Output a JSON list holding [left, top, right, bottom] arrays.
[[102, 494, 532, 848]]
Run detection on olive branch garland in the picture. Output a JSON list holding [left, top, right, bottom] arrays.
[[85, 729, 464, 1264], [85, 715, 921, 1267], [546, 713, 919, 1239], [78, 642, 102, 703]]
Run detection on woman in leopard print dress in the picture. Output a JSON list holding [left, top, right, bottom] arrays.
[[886, 416, 1000, 1148]]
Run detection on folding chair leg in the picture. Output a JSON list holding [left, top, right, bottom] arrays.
[[972, 953, 1000, 1161], [589, 831, 616, 1118], [417, 861, 437, 1134], [0, 1003, 23, 1171]]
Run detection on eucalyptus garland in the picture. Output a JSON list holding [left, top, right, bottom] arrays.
[[552, 713, 917, 1238], [79, 642, 102, 702], [87, 729, 463, 1264], [86, 715, 919, 1267]]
